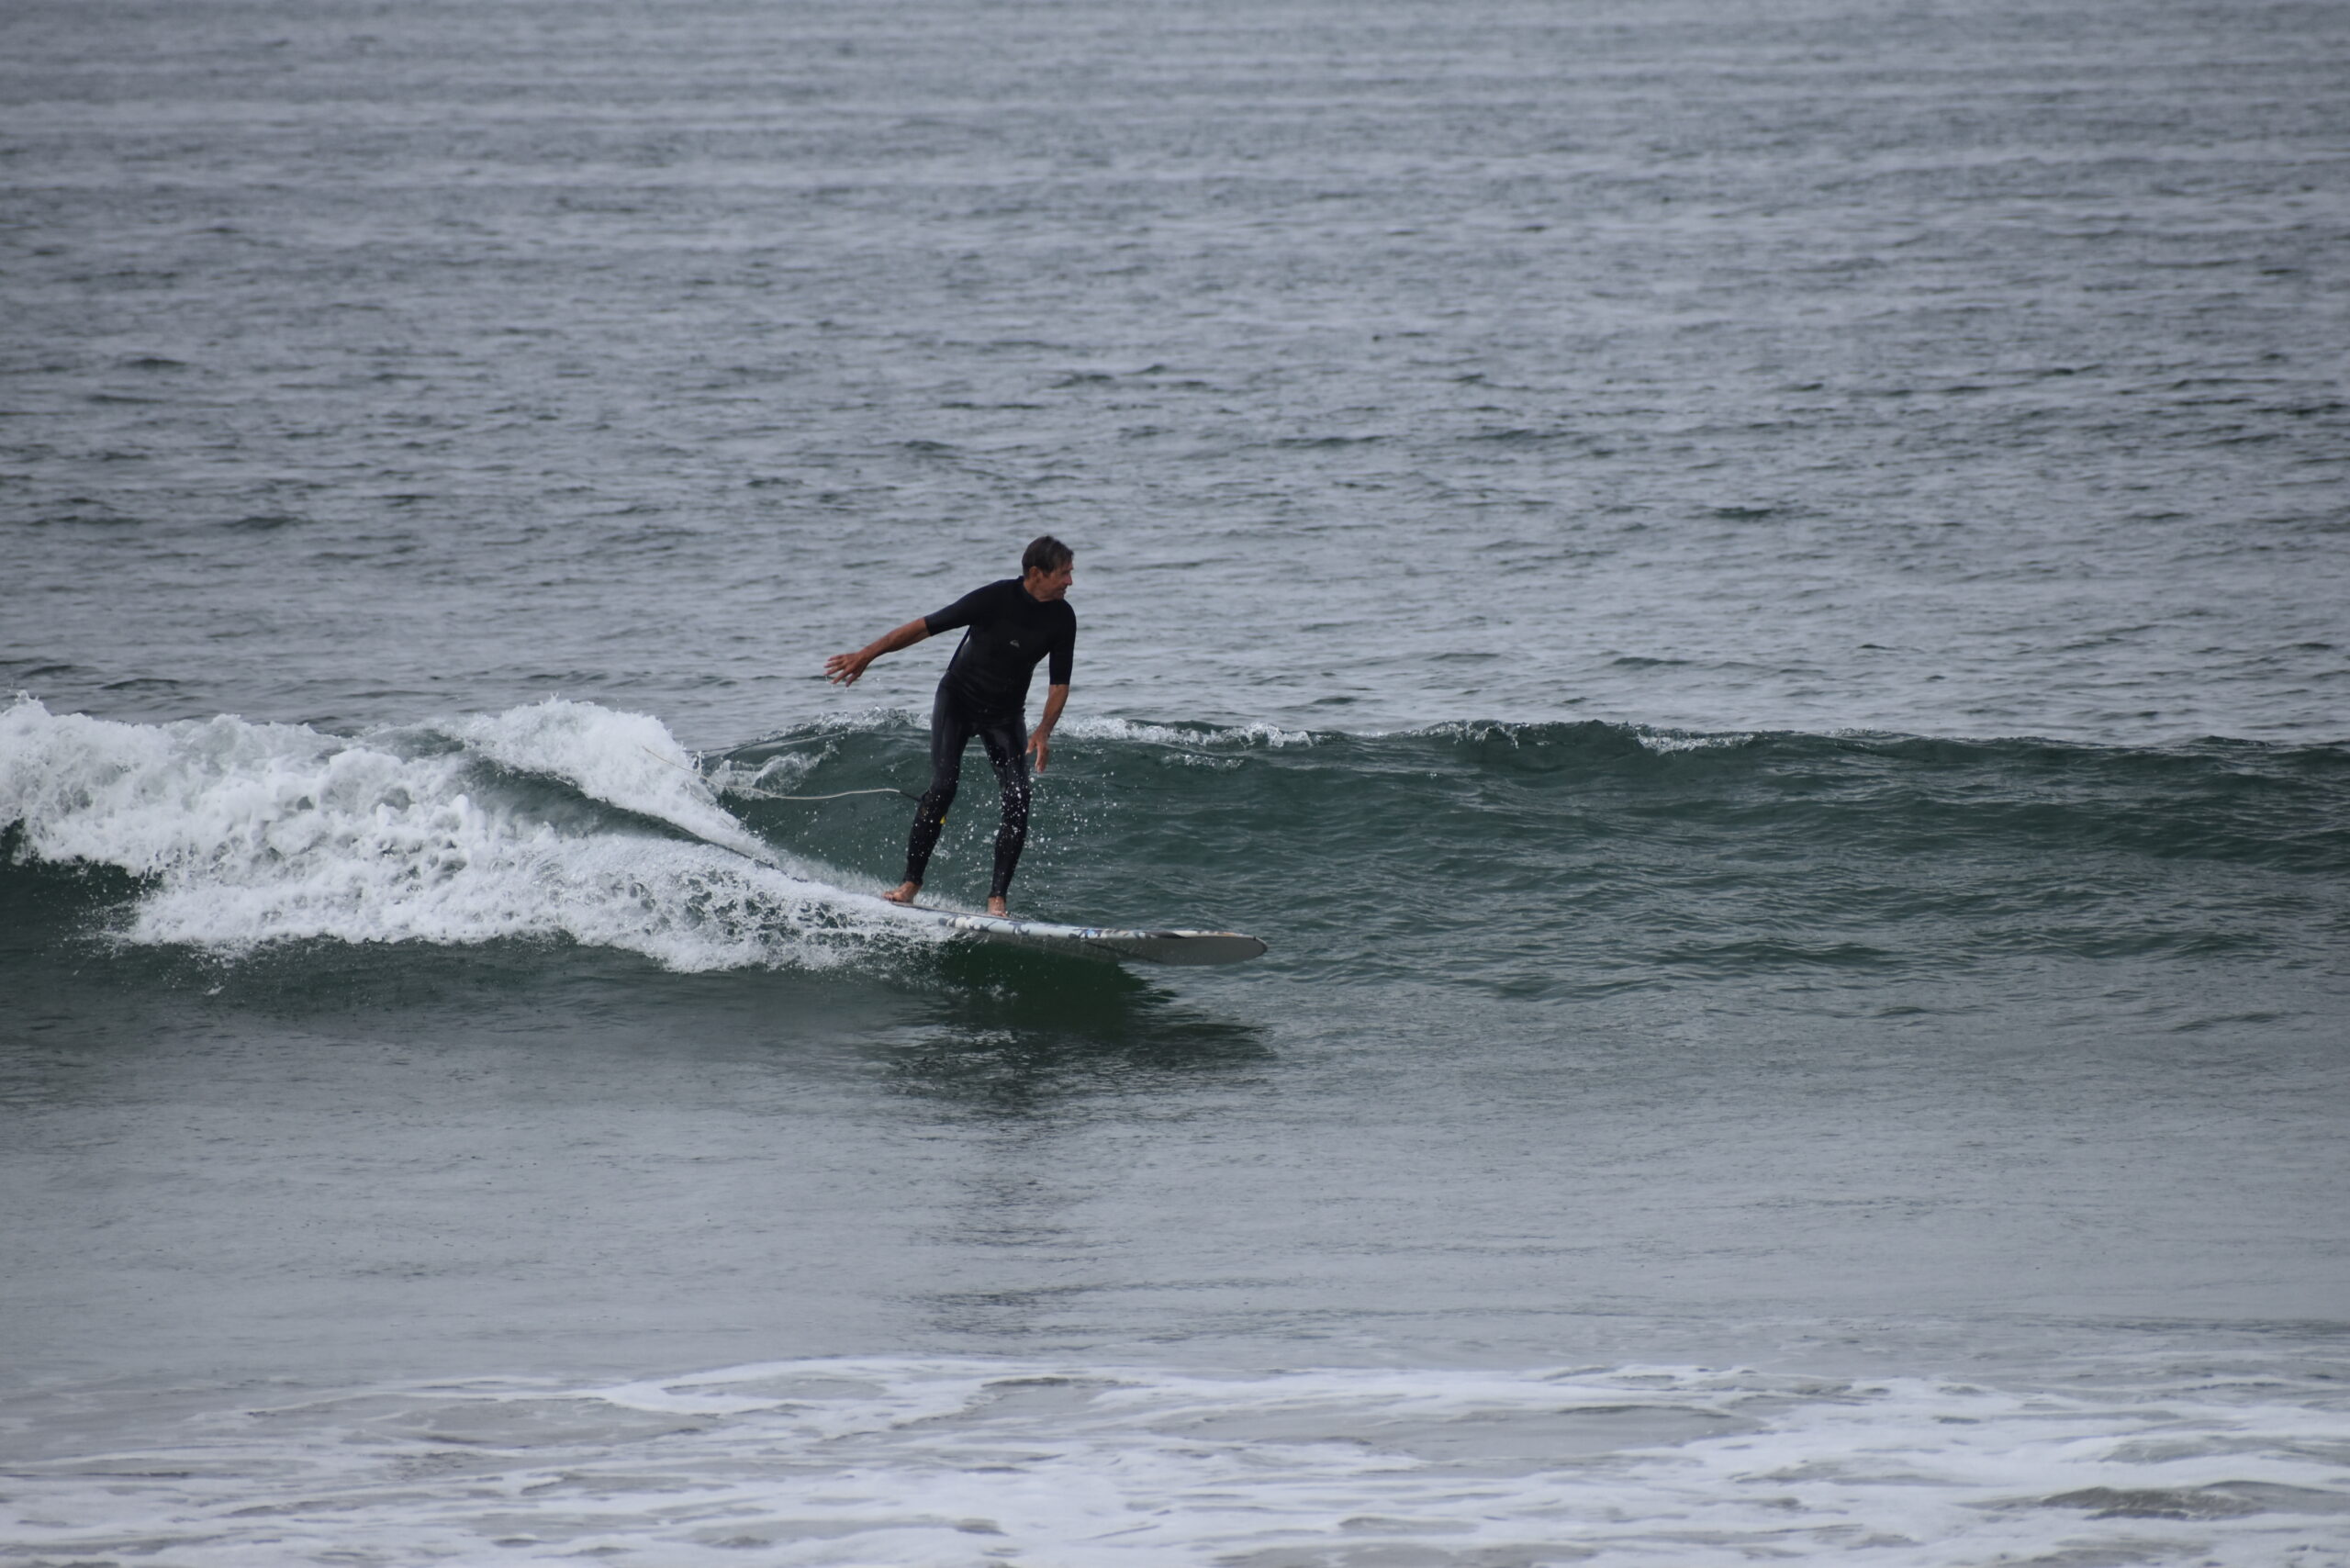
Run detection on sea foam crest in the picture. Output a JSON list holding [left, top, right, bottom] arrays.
[[1061, 715, 1318, 749], [0, 697, 922, 970], [708, 749, 825, 799], [1637, 728, 1756, 753], [431, 699, 777, 864]]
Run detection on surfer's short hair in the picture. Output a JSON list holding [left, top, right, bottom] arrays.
[[1023, 535, 1074, 575]]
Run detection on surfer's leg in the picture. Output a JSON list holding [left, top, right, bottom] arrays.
[[901, 686, 974, 895], [977, 712, 1032, 913]]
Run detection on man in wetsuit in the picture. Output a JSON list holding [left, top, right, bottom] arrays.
[[823, 536, 1077, 916]]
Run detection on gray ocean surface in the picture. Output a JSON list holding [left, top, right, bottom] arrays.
[[5, 0, 2350, 1562]]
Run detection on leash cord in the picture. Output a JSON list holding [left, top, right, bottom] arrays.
[[637, 744, 914, 802], [731, 785, 919, 803]]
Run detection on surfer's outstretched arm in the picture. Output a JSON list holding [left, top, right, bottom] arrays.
[[825, 619, 930, 685]]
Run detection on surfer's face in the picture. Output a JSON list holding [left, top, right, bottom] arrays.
[[1024, 560, 1075, 601]]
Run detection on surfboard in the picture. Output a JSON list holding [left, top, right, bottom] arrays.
[[615, 784, 1260, 966], [889, 903, 1267, 966]]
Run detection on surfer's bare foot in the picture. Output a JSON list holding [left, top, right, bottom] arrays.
[[882, 881, 921, 905], [987, 896, 1010, 917]]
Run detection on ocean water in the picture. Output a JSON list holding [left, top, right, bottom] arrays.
[[5, 0, 2349, 1562]]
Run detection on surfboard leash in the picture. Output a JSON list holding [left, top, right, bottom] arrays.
[[730, 784, 923, 803], [636, 744, 918, 802]]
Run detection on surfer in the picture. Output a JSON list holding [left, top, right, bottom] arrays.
[[825, 536, 1077, 916]]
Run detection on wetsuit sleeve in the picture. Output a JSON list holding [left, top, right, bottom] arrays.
[[923, 581, 1003, 637], [1047, 613, 1075, 686]]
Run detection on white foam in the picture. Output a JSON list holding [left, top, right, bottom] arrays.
[[782, 702, 929, 735], [1404, 719, 1757, 754], [709, 748, 824, 798], [4, 1357, 2344, 1566], [435, 698, 778, 864], [1637, 728, 1757, 753], [1062, 715, 1319, 749], [0, 697, 928, 971]]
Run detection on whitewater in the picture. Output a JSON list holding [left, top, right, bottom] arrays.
[[9, 1359, 2350, 1566], [0, 695, 912, 969]]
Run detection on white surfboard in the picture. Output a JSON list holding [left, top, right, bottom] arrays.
[[934, 911, 1267, 966], [861, 899, 1265, 966], [634, 801, 1262, 966]]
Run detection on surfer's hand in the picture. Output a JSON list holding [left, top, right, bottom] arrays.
[[826, 620, 931, 687], [1026, 729, 1051, 773]]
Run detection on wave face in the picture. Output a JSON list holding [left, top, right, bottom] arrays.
[[723, 710, 2350, 1005], [12, 695, 2339, 1007]]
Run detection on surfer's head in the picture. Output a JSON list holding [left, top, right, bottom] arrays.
[[1022, 535, 1075, 601]]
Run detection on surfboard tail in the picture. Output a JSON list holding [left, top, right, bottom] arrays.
[[939, 914, 1267, 966]]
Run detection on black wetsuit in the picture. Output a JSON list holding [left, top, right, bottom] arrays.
[[903, 578, 1077, 899]]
